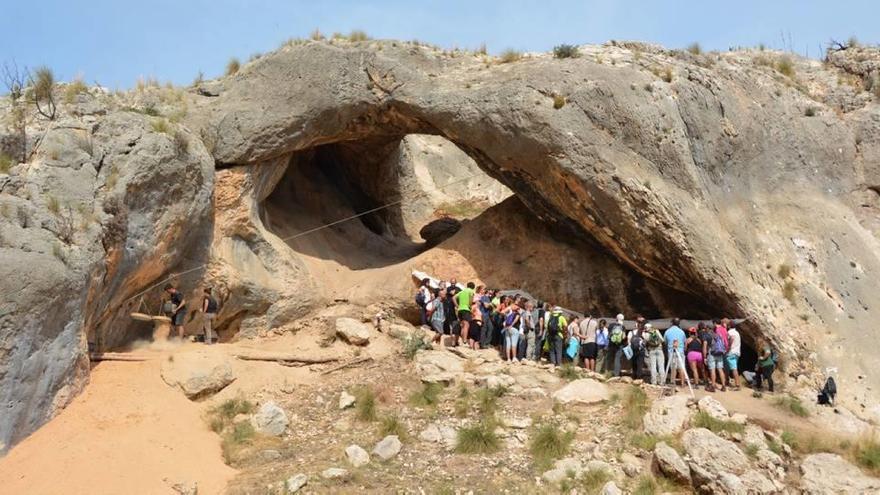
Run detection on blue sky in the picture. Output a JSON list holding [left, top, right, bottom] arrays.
[[2, 0, 876, 89]]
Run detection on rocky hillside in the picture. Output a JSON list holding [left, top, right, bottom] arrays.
[[2, 38, 880, 454]]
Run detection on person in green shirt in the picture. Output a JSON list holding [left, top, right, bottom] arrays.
[[454, 282, 476, 347], [753, 339, 776, 393]]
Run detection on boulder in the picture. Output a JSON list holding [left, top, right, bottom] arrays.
[[541, 457, 583, 484], [698, 395, 730, 420], [160, 351, 235, 400], [683, 428, 749, 475], [285, 474, 308, 493], [414, 350, 465, 383], [653, 442, 690, 484], [550, 379, 610, 405], [419, 423, 457, 448], [372, 435, 402, 461], [335, 317, 371, 346], [800, 453, 880, 494], [251, 401, 289, 436], [339, 390, 356, 410], [643, 394, 692, 436], [601, 481, 622, 495], [619, 452, 642, 477], [345, 444, 370, 467]]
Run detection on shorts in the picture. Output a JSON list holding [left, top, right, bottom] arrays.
[[668, 351, 687, 369], [431, 320, 444, 334], [725, 354, 740, 371], [687, 351, 703, 364], [458, 310, 473, 323], [172, 310, 187, 326], [469, 321, 482, 341], [581, 342, 598, 359], [707, 353, 725, 370], [504, 327, 520, 350]]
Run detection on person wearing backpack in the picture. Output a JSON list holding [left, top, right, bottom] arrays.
[[595, 319, 609, 373], [627, 322, 646, 380], [566, 316, 581, 364], [547, 307, 568, 367], [706, 324, 728, 392], [202, 287, 219, 344], [645, 323, 665, 385], [608, 314, 627, 377], [725, 321, 742, 390], [753, 339, 777, 393]]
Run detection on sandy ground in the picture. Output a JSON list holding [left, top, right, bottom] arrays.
[[0, 351, 235, 495]]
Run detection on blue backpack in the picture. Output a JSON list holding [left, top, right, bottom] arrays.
[[711, 334, 727, 356]]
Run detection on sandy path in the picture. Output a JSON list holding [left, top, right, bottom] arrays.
[[0, 356, 235, 495]]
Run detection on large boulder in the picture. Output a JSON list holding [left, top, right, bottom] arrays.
[[160, 351, 235, 399], [414, 350, 465, 383], [550, 379, 610, 405], [251, 401, 289, 436], [800, 453, 880, 494], [653, 442, 690, 484], [643, 394, 692, 436], [335, 317, 371, 346], [683, 428, 776, 494]]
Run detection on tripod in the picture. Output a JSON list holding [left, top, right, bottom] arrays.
[[662, 347, 695, 399]]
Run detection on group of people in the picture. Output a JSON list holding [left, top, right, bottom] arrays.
[[162, 284, 219, 344], [415, 278, 779, 393]]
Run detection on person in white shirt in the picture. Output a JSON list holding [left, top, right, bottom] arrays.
[[725, 322, 742, 390]]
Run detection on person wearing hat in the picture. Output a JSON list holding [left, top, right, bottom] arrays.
[[607, 313, 627, 376]]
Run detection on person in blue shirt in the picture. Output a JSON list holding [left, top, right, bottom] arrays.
[[664, 318, 687, 388]]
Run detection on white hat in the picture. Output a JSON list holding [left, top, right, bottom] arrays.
[[616, 313, 624, 321], [553, 306, 562, 312], [644, 323, 653, 329]]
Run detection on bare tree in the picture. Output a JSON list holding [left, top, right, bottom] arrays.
[[1, 61, 29, 162]]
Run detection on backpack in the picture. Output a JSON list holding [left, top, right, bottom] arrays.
[[647, 330, 662, 348], [415, 291, 426, 307], [205, 295, 218, 313], [609, 324, 624, 345], [596, 329, 609, 347], [629, 331, 643, 352], [818, 376, 837, 405], [711, 333, 727, 356], [548, 314, 561, 334]]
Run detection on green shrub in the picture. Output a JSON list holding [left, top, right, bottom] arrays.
[[777, 263, 792, 278], [229, 421, 255, 443], [454, 386, 471, 418], [776, 56, 795, 78], [782, 280, 797, 303], [226, 57, 240, 76], [349, 30, 369, 42], [687, 42, 702, 55], [529, 423, 574, 469], [578, 468, 612, 493], [32, 66, 55, 102], [409, 382, 444, 407], [692, 411, 745, 434], [0, 153, 11, 174], [774, 395, 810, 417], [855, 437, 880, 475], [499, 49, 522, 64], [455, 420, 500, 454], [476, 385, 506, 416], [379, 415, 407, 438], [402, 333, 430, 359], [553, 44, 580, 59], [553, 94, 566, 110], [354, 386, 378, 422], [214, 397, 256, 420], [744, 443, 760, 458]]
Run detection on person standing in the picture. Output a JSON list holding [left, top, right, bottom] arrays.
[[627, 322, 646, 380], [454, 282, 476, 346], [608, 314, 627, 377], [706, 323, 728, 392], [753, 339, 776, 393], [595, 319, 609, 373], [201, 287, 218, 344], [579, 312, 599, 371], [164, 284, 187, 339], [664, 318, 687, 387], [547, 307, 567, 367], [685, 327, 704, 386], [503, 304, 521, 362], [726, 322, 742, 390], [523, 301, 537, 361], [430, 289, 447, 347], [478, 287, 494, 349], [416, 278, 432, 326], [645, 323, 665, 385]]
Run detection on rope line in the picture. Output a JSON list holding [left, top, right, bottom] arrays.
[[122, 171, 483, 305]]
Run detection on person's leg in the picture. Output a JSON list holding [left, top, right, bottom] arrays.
[[552, 338, 562, 366], [718, 366, 727, 391], [461, 319, 469, 343], [613, 347, 622, 376], [658, 350, 667, 385], [647, 350, 657, 384], [597, 347, 607, 373], [420, 306, 427, 326], [764, 365, 775, 392], [204, 314, 214, 344]]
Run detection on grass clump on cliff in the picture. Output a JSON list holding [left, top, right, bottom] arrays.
[[0, 153, 11, 174], [774, 394, 810, 417], [782, 280, 797, 303], [63, 78, 89, 104], [409, 382, 444, 407], [499, 49, 522, 64], [150, 118, 171, 134], [349, 30, 370, 42], [553, 94, 566, 109], [354, 386, 378, 422], [553, 44, 580, 59], [226, 57, 240, 76], [529, 422, 575, 469], [379, 414, 407, 439], [622, 386, 650, 429], [692, 410, 745, 434], [776, 56, 796, 78], [687, 42, 702, 55], [206, 396, 256, 433], [455, 419, 500, 454], [557, 363, 580, 381]]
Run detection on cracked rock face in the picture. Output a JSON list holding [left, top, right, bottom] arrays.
[[2, 39, 880, 452]]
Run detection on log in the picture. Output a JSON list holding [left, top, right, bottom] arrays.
[[233, 352, 339, 364], [321, 356, 373, 375], [89, 352, 151, 362]]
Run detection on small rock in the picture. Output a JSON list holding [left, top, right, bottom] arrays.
[[168, 480, 197, 495], [601, 481, 621, 495], [160, 351, 235, 400], [542, 457, 582, 484], [551, 378, 610, 405], [373, 435, 402, 460], [336, 317, 371, 346], [697, 395, 730, 420], [503, 417, 533, 429], [339, 391, 356, 410], [730, 412, 748, 425], [285, 474, 308, 493], [653, 442, 691, 484], [345, 444, 370, 467], [251, 401, 289, 436], [321, 467, 350, 480], [260, 449, 282, 460], [619, 452, 641, 477]]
